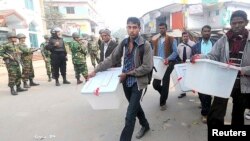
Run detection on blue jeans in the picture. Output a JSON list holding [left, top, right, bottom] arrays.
[[120, 83, 149, 141]]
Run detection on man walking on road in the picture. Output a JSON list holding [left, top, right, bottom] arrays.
[[88, 17, 153, 141], [152, 23, 178, 111]]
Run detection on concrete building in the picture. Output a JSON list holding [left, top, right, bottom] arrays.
[[140, 1, 250, 37], [45, 0, 98, 37], [0, 0, 46, 48]]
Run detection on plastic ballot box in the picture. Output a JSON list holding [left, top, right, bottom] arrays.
[[171, 63, 191, 94], [184, 59, 240, 98], [153, 56, 168, 80], [81, 67, 122, 110]]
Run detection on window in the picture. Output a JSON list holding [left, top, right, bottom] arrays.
[[52, 6, 59, 11], [24, 0, 34, 10], [66, 7, 75, 14], [216, 10, 219, 16]]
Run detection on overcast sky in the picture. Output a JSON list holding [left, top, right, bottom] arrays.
[[96, 0, 174, 30]]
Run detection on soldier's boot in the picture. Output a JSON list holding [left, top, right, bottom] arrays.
[[16, 85, 28, 92], [29, 79, 40, 86], [55, 79, 60, 86], [23, 81, 31, 88], [93, 64, 96, 68], [48, 75, 52, 82], [77, 78, 83, 85], [63, 76, 71, 84], [10, 87, 18, 95]]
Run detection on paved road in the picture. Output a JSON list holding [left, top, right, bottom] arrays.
[[0, 56, 249, 141]]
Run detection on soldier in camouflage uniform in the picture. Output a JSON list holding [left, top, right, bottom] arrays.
[[40, 35, 52, 82], [0, 32, 27, 95], [17, 33, 39, 88], [88, 35, 100, 68], [69, 32, 88, 84]]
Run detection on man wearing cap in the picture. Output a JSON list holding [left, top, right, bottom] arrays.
[[40, 35, 52, 82], [46, 27, 70, 86], [69, 32, 88, 84], [17, 33, 39, 88], [99, 29, 121, 67], [0, 32, 27, 95]]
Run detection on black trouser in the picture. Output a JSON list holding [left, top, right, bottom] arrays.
[[207, 88, 250, 127], [52, 52, 67, 79], [198, 93, 212, 116], [153, 62, 175, 106], [120, 83, 149, 141]]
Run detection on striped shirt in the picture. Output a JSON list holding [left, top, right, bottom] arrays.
[[122, 38, 137, 87]]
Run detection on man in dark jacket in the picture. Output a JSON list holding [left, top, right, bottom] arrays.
[[46, 27, 70, 86], [99, 29, 121, 67], [191, 25, 215, 123]]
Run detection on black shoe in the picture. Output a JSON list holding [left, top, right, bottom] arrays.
[[63, 80, 71, 84], [16, 86, 28, 92], [135, 126, 150, 139], [55, 80, 60, 86], [178, 93, 186, 98], [10, 87, 18, 95], [30, 79, 40, 86], [23, 82, 30, 88]]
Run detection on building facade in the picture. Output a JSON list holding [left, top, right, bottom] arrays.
[[0, 0, 46, 48], [140, 1, 250, 36], [45, 0, 98, 37]]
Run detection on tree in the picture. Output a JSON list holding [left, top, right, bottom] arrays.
[[112, 28, 127, 41], [44, 0, 64, 29]]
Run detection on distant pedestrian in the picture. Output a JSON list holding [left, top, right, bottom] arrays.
[[40, 35, 52, 82], [88, 35, 100, 68], [69, 32, 88, 84]]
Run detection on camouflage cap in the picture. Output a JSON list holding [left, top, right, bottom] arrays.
[[43, 35, 50, 39], [72, 32, 80, 38], [17, 33, 26, 39], [7, 32, 17, 38]]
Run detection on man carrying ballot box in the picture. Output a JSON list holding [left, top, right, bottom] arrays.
[[152, 23, 178, 111], [192, 10, 250, 127], [88, 17, 153, 141]]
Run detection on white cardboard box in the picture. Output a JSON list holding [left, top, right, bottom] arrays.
[[184, 59, 240, 98], [81, 67, 122, 110]]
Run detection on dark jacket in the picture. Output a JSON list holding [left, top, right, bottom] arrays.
[[192, 38, 216, 55], [99, 40, 121, 67], [46, 37, 67, 54]]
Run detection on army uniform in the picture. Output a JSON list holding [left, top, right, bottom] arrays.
[[17, 33, 39, 88], [69, 40, 88, 84], [88, 36, 100, 68], [40, 40, 52, 81], [0, 33, 27, 95]]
